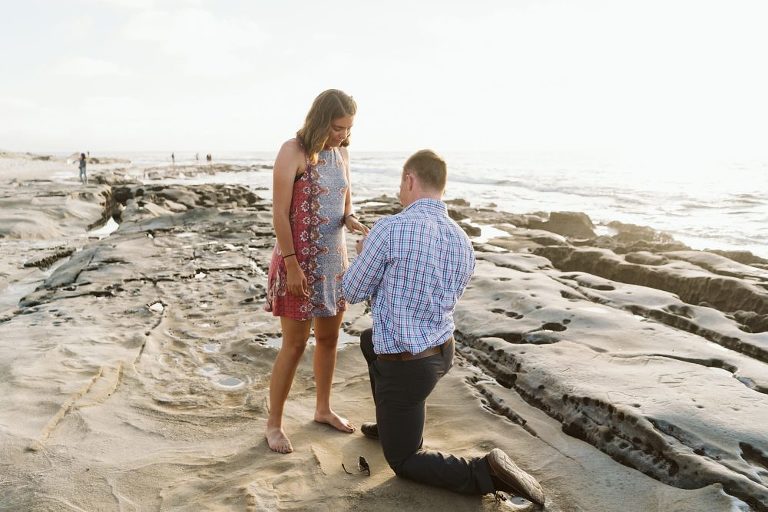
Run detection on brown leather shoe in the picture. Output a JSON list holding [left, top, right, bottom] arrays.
[[361, 422, 379, 440], [486, 448, 545, 505]]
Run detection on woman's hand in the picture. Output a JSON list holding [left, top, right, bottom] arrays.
[[285, 260, 309, 297], [344, 215, 369, 235]]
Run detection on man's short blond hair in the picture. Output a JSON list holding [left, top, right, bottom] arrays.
[[403, 149, 447, 193]]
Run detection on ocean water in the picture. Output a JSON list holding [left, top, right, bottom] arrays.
[[108, 150, 768, 259]]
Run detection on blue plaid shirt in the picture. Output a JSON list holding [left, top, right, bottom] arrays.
[[342, 198, 476, 354]]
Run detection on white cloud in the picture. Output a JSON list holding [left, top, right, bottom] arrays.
[[51, 57, 132, 78], [85, 0, 201, 9], [57, 15, 96, 38], [80, 96, 149, 119], [100, 0, 155, 7], [0, 97, 39, 111], [121, 7, 266, 76]]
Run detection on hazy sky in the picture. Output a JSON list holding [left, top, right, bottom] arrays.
[[2, 0, 767, 160]]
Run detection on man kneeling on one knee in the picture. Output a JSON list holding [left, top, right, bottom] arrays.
[[341, 149, 545, 504]]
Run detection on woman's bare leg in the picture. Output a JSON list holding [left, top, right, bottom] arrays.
[[312, 312, 355, 433], [265, 317, 312, 453]]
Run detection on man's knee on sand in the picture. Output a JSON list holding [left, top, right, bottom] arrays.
[[384, 452, 410, 477]]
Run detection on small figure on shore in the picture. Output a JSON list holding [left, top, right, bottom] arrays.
[[206, 153, 212, 162], [195, 153, 199, 161], [264, 89, 369, 454], [171, 153, 175, 165], [77, 153, 87, 184], [342, 150, 545, 505]]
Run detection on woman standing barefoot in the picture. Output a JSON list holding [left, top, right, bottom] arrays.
[[264, 89, 369, 453]]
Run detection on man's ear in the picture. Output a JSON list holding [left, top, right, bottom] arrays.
[[406, 173, 415, 191]]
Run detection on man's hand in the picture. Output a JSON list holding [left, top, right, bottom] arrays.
[[355, 235, 366, 255]]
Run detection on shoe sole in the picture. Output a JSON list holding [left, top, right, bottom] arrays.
[[488, 448, 545, 505], [361, 424, 379, 440]]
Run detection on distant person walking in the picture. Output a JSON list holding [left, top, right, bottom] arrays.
[[171, 153, 175, 165], [77, 153, 87, 184]]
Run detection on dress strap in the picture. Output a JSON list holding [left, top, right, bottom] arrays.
[[293, 137, 313, 180]]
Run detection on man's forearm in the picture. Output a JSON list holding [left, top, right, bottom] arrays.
[[342, 265, 368, 304]]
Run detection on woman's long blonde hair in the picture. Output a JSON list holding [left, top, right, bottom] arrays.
[[296, 89, 357, 164]]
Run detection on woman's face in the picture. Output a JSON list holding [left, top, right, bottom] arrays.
[[326, 115, 354, 147]]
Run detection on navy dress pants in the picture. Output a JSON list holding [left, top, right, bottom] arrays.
[[360, 328, 494, 494]]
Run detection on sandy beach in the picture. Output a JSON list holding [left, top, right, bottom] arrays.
[[1, 153, 767, 511]]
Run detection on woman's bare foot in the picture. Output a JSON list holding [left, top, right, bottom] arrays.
[[265, 426, 293, 453], [314, 410, 355, 433]]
